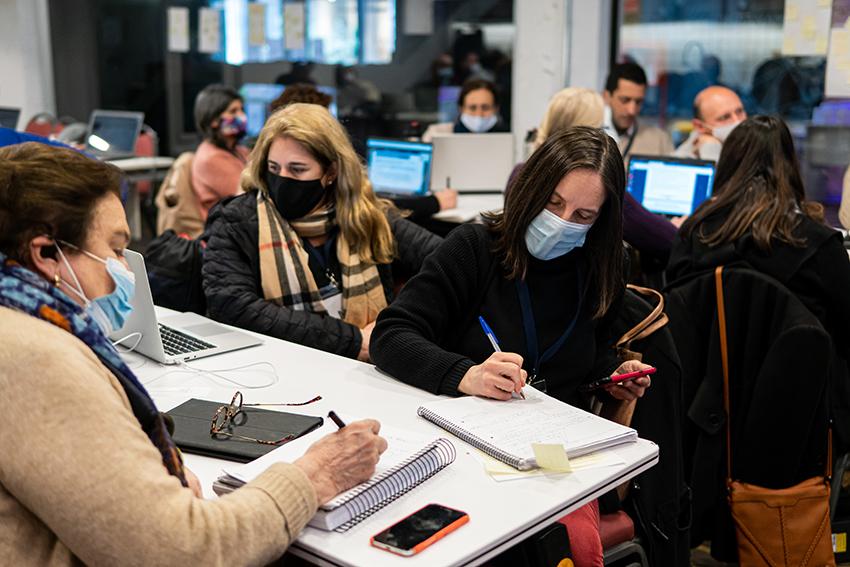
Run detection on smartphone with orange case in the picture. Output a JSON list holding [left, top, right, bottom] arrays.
[[370, 504, 469, 556]]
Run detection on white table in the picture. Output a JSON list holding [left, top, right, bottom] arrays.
[[431, 193, 505, 223], [129, 310, 658, 567], [109, 156, 175, 240]]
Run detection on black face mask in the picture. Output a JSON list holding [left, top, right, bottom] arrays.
[[266, 171, 327, 220]]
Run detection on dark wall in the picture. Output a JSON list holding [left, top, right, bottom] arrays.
[[50, 0, 100, 122]]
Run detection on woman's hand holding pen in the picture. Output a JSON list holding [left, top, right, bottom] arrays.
[[294, 419, 388, 505], [459, 352, 527, 400], [603, 360, 653, 401]]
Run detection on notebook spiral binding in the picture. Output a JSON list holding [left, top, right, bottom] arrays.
[[417, 406, 525, 469], [332, 438, 456, 533]]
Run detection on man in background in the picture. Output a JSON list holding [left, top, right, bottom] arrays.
[[602, 62, 674, 159], [674, 85, 747, 161]]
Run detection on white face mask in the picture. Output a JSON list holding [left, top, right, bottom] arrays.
[[710, 120, 742, 143], [460, 113, 498, 133], [525, 208, 593, 261]]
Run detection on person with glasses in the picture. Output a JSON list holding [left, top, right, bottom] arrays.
[[370, 128, 654, 566], [0, 142, 388, 565]]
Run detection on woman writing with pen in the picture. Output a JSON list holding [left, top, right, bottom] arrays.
[[369, 127, 653, 567]]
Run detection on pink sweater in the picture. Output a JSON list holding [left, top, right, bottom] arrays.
[[191, 140, 250, 219]]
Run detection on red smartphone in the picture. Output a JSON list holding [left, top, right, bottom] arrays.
[[370, 504, 469, 556], [579, 367, 656, 392]]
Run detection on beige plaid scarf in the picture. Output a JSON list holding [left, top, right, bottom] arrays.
[[257, 190, 386, 327]]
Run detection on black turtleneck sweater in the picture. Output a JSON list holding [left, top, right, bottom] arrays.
[[370, 223, 622, 406]]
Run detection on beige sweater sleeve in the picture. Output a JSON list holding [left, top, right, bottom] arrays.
[[0, 310, 317, 566]]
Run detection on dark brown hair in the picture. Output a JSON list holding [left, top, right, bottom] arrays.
[[0, 143, 122, 266], [485, 126, 625, 318], [270, 83, 332, 113], [458, 78, 499, 108], [680, 115, 824, 250]]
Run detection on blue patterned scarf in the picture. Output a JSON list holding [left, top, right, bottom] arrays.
[[0, 252, 187, 485]]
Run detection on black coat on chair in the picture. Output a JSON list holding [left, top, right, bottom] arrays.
[[665, 266, 832, 562]]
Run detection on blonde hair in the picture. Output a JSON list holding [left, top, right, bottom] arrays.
[[535, 88, 605, 147], [243, 103, 396, 264]]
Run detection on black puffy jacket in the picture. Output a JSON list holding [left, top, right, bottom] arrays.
[[202, 190, 443, 359]]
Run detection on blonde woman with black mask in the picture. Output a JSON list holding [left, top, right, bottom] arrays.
[[203, 103, 442, 361]]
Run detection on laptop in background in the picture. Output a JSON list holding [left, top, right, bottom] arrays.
[[429, 132, 514, 193], [113, 250, 262, 364], [0, 107, 21, 129], [85, 110, 144, 160], [626, 155, 716, 217], [367, 138, 433, 197]]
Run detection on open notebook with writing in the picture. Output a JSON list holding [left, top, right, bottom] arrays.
[[418, 386, 636, 471], [213, 424, 456, 532]]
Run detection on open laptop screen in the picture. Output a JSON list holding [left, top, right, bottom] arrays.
[[86, 110, 143, 156], [367, 138, 433, 196], [0, 107, 20, 129], [627, 155, 715, 216]]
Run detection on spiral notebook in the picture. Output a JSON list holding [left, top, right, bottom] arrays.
[[213, 425, 456, 532], [417, 386, 636, 471]]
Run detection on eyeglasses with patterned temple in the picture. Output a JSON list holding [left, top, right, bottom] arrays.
[[209, 390, 322, 445]]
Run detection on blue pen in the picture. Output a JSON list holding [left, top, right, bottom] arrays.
[[478, 316, 525, 399]]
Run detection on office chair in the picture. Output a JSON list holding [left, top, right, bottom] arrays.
[[24, 112, 62, 137]]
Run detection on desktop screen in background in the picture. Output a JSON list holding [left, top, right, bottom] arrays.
[[240, 83, 285, 137], [367, 139, 433, 196], [240, 84, 340, 137], [627, 158, 715, 216], [437, 86, 462, 123]]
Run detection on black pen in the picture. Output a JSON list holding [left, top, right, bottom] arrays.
[[328, 410, 347, 429]]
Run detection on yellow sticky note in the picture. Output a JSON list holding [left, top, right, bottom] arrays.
[[803, 16, 817, 39], [845, 16, 850, 30], [834, 531, 846, 553], [532, 443, 572, 472], [817, 0, 831, 7], [783, 36, 796, 54], [816, 35, 829, 53], [786, 3, 799, 21]]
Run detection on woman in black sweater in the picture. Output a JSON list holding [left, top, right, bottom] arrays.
[[370, 127, 653, 566]]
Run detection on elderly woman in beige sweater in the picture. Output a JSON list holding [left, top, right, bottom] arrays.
[[0, 142, 387, 566]]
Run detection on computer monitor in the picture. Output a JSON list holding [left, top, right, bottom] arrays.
[[240, 83, 340, 138], [240, 83, 285, 138], [437, 86, 462, 123], [85, 110, 144, 159], [367, 138, 433, 196], [0, 107, 20, 129], [626, 155, 716, 216]]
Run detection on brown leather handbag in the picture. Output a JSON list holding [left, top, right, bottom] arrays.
[[715, 266, 835, 567], [614, 284, 669, 363]]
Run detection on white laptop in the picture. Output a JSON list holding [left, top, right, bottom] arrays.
[[429, 132, 514, 193], [112, 250, 262, 364], [85, 109, 144, 160]]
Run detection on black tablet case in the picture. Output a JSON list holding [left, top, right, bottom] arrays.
[[167, 398, 324, 462]]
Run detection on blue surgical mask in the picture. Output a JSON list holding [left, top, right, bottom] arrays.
[[56, 242, 136, 335], [525, 208, 593, 260], [460, 113, 498, 133]]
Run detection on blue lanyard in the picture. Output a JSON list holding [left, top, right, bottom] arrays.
[[515, 266, 584, 388]]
